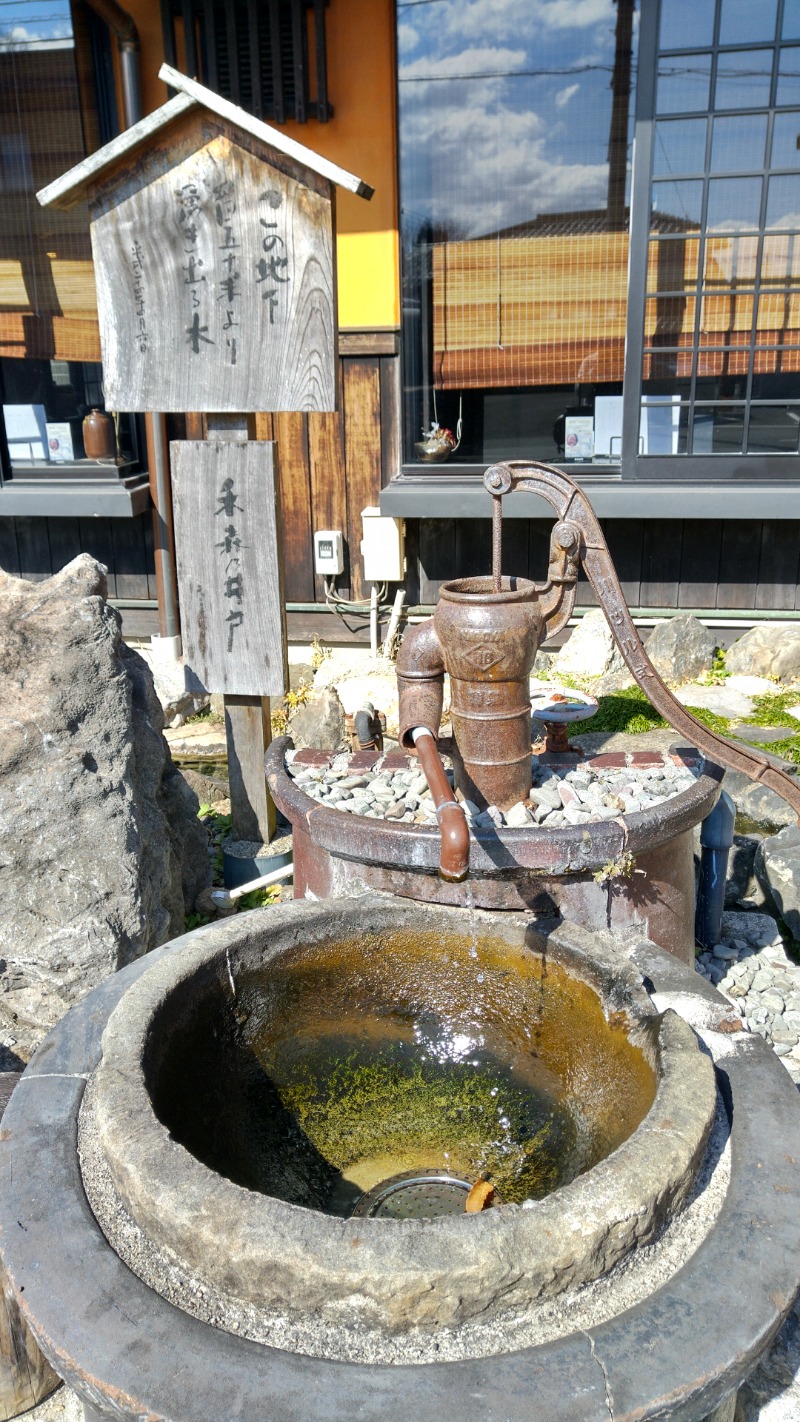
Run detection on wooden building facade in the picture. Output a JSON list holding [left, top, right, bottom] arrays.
[[0, 0, 798, 643]]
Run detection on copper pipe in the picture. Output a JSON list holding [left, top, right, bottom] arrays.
[[411, 728, 470, 883]]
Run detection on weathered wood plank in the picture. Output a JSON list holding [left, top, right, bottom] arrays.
[[0, 1267, 59, 1419], [679, 521, 722, 608], [343, 359, 382, 601], [308, 368, 348, 598], [91, 122, 337, 413], [379, 354, 401, 488], [45, 519, 82, 577], [717, 522, 761, 609], [224, 695, 276, 843], [12, 518, 52, 583], [756, 520, 800, 611], [77, 519, 116, 595], [273, 413, 315, 603], [639, 519, 683, 607], [0, 521, 19, 577], [171, 440, 287, 696], [606, 519, 644, 608], [110, 516, 151, 601], [340, 331, 399, 356]]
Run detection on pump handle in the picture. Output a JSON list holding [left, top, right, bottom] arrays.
[[484, 460, 800, 823]]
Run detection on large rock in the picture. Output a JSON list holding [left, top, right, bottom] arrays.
[[288, 686, 348, 752], [754, 825, 800, 940], [644, 614, 716, 684], [722, 766, 800, 830], [0, 556, 209, 1054], [726, 624, 800, 681], [553, 609, 617, 678]]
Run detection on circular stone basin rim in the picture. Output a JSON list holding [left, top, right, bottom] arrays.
[[89, 897, 717, 1336]]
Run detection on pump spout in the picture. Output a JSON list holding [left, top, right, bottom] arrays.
[[411, 728, 470, 884]]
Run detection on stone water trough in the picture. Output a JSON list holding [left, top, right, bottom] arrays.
[[1, 895, 799, 1421]]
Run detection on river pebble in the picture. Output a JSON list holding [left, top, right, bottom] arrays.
[[286, 749, 699, 830], [696, 912, 800, 1085]]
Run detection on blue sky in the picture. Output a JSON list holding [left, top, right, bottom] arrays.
[[0, 0, 73, 46]]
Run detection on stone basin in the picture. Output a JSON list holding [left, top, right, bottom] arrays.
[[2, 898, 800, 1420], [84, 897, 714, 1340]]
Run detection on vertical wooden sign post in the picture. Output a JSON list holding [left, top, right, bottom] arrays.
[[38, 65, 373, 868]]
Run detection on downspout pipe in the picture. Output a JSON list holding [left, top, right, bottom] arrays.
[[695, 790, 736, 950], [83, 0, 141, 129]]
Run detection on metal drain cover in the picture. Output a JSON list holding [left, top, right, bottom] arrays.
[[351, 1168, 474, 1219]]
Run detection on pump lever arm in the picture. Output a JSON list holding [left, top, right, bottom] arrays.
[[484, 460, 800, 823]]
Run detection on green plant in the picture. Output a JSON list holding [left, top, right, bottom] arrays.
[[271, 681, 313, 736], [593, 851, 637, 887], [310, 634, 331, 670], [742, 689, 800, 729], [682, 705, 732, 736], [567, 686, 668, 737]]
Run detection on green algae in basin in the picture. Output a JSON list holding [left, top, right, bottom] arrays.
[[150, 928, 656, 1216]]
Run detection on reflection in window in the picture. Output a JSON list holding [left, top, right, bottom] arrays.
[[718, 0, 778, 46], [656, 55, 711, 114], [706, 176, 762, 229], [660, 0, 715, 51], [653, 118, 707, 176], [398, 0, 638, 463], [710, 114, 768, 172], [776, 46, 800, 105], [714, 50, 774, 110]]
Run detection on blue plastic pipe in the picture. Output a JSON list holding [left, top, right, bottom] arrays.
[[695, 790, 736, 950]]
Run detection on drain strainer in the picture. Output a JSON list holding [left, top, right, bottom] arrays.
[[351, 1168, 475, 1219]]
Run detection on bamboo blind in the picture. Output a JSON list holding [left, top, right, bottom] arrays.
[[432, 231, 800, 389], [0, 45, 101, 363]]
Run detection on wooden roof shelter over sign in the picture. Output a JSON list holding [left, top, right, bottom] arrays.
[[37, 66, 373, 415]]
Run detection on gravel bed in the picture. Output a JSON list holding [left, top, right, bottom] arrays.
[[696, 910, 800, 1087], [285, 749, 700, 828]]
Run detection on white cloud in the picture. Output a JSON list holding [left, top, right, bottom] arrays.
[[0, 22, 72, 49], [402, 88, 608, 237], [397, 23, 419, 54], [425, 0, 615, 47], [400, 46, 527, 81], [555, 82, 580, 108]]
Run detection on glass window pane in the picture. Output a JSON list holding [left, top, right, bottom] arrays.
[[784, 0, 800, 40], [642, 376, 693, 398], [696, 347, 751, 374], [707, 176, 763, 229], [647, 236, 701, 291], [770, 111, 800, 166], [762, 232, 800, 278], [719, 0, 778, 46], [746, 405, 800, 450], [715, 50, 774, 109], [700, 291, 755, 334], [766, 174, 800, 226], [691, 404, 745, 451], [777, 45, 800, 105], [639, 398, 687, 453], [653, 118, 707, 175], [651, 179, 703, 227], [756, 289, 800, 333], [660, 0, 716, 50], [704, 234, 760, 284], [752, 369, 800, 395], [645, 295, 697, 339], [657, 55, 712, 113], [710, 113, 768, 170]]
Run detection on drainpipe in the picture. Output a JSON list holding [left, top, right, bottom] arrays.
[[695, 791, 736, 950], [83, 0, 142, 129], [84, 0, 180, 647]]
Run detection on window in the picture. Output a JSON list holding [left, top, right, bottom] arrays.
[[627, 0, 800, 469], [398, 0, 638, 466], [397, 0, 800, 478]]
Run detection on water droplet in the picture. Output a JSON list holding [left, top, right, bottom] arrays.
[[476, 973, 485, 983]]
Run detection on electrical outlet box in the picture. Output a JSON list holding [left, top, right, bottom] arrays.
[[361, 507, 405, 582], [313, 529, 344, 576]]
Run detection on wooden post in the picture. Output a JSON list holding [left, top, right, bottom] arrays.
[[209, 413, 277, 846]]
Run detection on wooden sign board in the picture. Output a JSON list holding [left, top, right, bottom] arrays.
[[171, 439, 287, 697], [90, 120, 336, 414]]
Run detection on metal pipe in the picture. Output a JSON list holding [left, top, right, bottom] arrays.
[[148, 412, 180, 640], [411, 728, 470, 884], [695, 791, 736, 950]]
